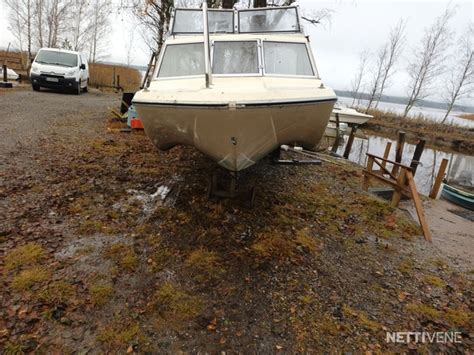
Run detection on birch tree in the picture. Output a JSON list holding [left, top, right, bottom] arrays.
[[88, 0, 111, 62], [441, 25, 474, 123], [374, 19, 406, 109], [5, 0, 34, 63], [350, 50, 370, 106], [402, 8, 454, 118]]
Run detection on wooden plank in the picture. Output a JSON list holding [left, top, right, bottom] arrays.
[[392, 131, 406, 176], [343, 126, 357, 159], [372, 157, 397, 180], [406, 170, 432, 242], [331, 113, 341, 153], [366, 153, 413, 170], [381, 142, 392, 169], [391, 169, 407, 208], [363, 170, 411, 196], [429, 158, 449, 199]]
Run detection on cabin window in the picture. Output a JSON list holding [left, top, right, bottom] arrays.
[[213, 41, 259, 75], [239, 8, 300, 33], [158, 43, 204, 78], [263, 42, 314, 76]]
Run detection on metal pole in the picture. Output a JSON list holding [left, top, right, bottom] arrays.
[[203, 1, 212, 88], [2, 65, 7, 82]]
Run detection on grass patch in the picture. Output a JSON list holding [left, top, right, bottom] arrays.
[[11, 267, 51, 291], [423, 275, 445, 288], [342, 305, 381, 331], [443, 308, 471, 327], [398, 259, 414, 275], [185, 248, 221, 281], [39, 281, 75, 305], [4, 243, 45, 271], [90, 283, 114, 306], [406, 303, 441, 320], [105, 243, 138, 271], [252, 232, 297, 262], [152, 282, 203, 328], [97, 320, 143, 349], [295, 228, 320, 254]]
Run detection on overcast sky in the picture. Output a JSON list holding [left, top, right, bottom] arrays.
[[1, 0, 472, 100]]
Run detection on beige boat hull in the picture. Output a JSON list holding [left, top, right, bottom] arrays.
[[135, 100, 336, 172]]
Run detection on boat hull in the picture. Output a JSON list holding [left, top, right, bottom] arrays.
[[134, 99, 336, 172], [441, 184, 474, 211]]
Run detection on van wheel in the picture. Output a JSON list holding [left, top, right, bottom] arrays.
[[75, 80, 81, 95], [32, 84, 40, 91]]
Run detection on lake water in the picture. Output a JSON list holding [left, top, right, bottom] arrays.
[[337, 96, 474, 128], [336, 134, 474, 196]]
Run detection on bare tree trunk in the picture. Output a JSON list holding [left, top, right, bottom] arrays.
[[403, 7, 454, 119], [350, 50, 370, 107], [441, 25, 473, 123]]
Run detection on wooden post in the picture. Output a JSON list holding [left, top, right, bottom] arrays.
[[331, 113, 341, 153], [429, 158, 449, 199], [406, 170, 432, 242], [2, 64, 7, 82], [392, 131, 406, 176], [343, 126, 357, 159], [116, 75, 120, 90], [410, 139, 426, 176], [362, 155, 374, 191], [381, 142, 392, 169]]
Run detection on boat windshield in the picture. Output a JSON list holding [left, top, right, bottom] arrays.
[[158, 43, 204, 77], [213, 41, 259, 74], [239, 8, 299, 33], [264, 42, 314, 76], [35, 50, 78, 67], [173, 9, 234, 34]]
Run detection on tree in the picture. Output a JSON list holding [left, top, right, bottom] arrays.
[[4, 0, 34, 64], [441, 25, 474, 123], [365, 45, 388, 112], [71, 0, 91, 51], [402, 7, 454, 119], [350, 50, 370, 107], [373, 19, 406, 109], [88, 0, 111, 62]]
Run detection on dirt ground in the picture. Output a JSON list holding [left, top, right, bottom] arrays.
[[0, 88, 473, 353]]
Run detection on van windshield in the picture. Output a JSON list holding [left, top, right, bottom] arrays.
[[35, 50, 78, 67]]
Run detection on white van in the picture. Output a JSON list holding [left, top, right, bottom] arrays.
[[30, 48, 89, 95]]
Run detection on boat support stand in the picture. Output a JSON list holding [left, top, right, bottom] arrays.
[[272, 145, 323, 165], [208, 171, 256, 206]]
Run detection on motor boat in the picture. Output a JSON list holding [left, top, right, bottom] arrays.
[[330, 106, 372, 126], [133, 5, 337, 172]]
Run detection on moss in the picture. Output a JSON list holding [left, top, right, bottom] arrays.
[[105, 243, 138, 271], [3, 341, 26, 354], [97, 320, 143, 349], [90, 283, 114, 306], [406, 303, 441, 320], [423, 275, 445, 288], [11, 267, 51, 291], [295, 229, 320, 254], [39, 280, 75, 305], [4, 243, 45, 271], [342, 305, 381, 331], [251, 232, 296, 262], [152, 282, 203, 327], [185, 248, 221, 280], [443, 308, 471, 327], [398, 259, 414, 275]]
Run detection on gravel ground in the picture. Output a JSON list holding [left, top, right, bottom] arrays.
[[0, 88, 472, 353]]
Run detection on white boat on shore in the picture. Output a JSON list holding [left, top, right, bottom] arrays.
[[133, 5, 337, 172], [330, 106, 372, 126]]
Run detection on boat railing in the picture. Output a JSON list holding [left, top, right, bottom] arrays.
[[170, 6, 301, 36]]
